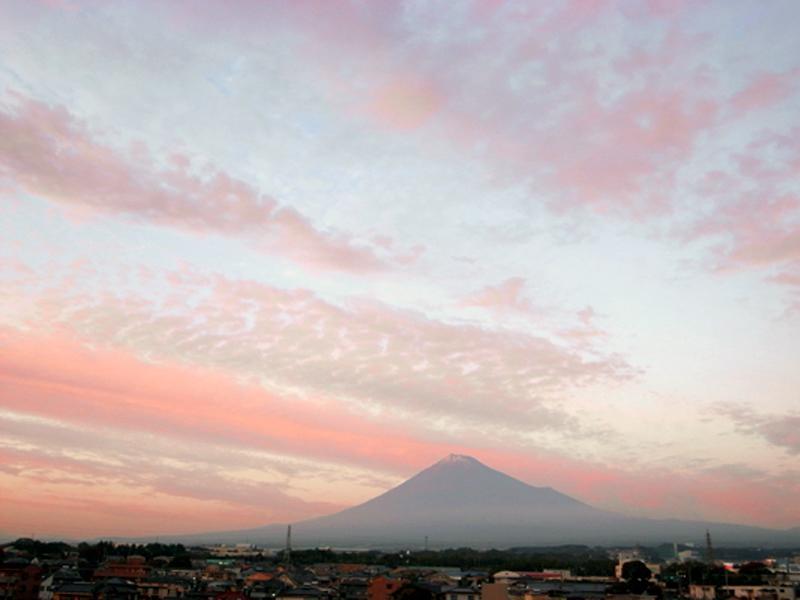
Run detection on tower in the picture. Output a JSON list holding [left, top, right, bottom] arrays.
[[705, 529, 714, 564], [285, 524, 292, 565]]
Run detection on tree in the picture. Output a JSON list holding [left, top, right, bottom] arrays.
[[737, 562, 770, 584], [622, 560, 652, 594], [169, 554, 193, 569], [622, 560, 652, 582]]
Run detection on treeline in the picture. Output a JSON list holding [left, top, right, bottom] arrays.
[[660, 560, 780, 587], [2, 538, 200, 566], [282, 546, 617, 576], [649, 544, 800, 562], [0, 538, 73, 558], [77, 541, 194, 561]]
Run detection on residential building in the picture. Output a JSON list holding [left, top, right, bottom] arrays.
[[94, 556, 150, 582], [368, 576, 405, 600]]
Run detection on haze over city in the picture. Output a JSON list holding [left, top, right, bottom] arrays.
[[1, 0, 799, 542]]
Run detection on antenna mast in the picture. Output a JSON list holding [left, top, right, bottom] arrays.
[[705, 529, 714, 564], [286, 524, 292, 566]]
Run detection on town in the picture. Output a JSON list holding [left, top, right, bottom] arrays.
[[1, 538, 798, 600]]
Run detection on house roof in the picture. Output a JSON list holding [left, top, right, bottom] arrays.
[[55, 581, 95, 593]]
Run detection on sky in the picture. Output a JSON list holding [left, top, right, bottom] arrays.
[[0, 0, 799, 540]]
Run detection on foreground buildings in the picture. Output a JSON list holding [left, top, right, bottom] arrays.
[[0, 539, 798, 600]]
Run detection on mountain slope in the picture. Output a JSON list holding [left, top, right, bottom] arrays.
[[317, 454, 594, 518], [143, 455, 800, 548]]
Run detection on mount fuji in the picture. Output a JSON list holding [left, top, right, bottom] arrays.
[[149, 454, 800, 548]]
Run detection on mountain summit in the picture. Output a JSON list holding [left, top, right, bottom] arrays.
[[354, 453, 591, 515], [152, 454, 800, 548], [436, 453, 481, 464], [265, 454, 609, 547]]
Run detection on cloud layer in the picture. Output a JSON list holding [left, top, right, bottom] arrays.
[[0, 93, 390, 272], [1, 0, 799, 538]]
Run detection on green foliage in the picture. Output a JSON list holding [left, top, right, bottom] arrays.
[[622, 560, 652, 582], [7, 538, 73, 558], [169, 554, 194, 569], [78, 540, 115, 565], [735, 562, 772, 584], [279, 547, 337, 564], [621, 560, 652, 594], [659, 560, 772, 588], [2, 539, 194, 568], [286, 546, 615, 576]]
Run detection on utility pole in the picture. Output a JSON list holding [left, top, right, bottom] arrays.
[[705, 529, 714, 565], [285, 524, 292, 566]]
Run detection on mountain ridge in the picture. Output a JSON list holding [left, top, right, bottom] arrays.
[[125, 454, 800, 548]]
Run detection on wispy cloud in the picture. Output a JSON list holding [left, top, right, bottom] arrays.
[[716, 404, 800, 455], [0, 93, 390, 273], [7, 262, 634, 438], [1, 330, 797, 534], [2, 0, 800, 538], [462, 277, 542, 315]]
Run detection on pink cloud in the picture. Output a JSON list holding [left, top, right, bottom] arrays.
[[462, 283, 609, 347], [0, 325, 796, 534], [543, 0, 615, 32], [142, 1, 792, 230], [41, 267, 633, 434], [559, 306, 609, 345], [0, 442, 345, 526], [0, 478, 300, 539], [1, 251, 796, 532], [367, 73, 444, 131], [501, 453, 799, 528], [462, 277, 540, 315], [0, 327, 456, 475], [370, 21, 717, 217], [162, 1, 715, 220], [731, 69, 799, 114], [730, 226, 800, 267], [2, 1, 799, 539], [770, 264, 800, 290], [540, 85, 717, 215], [718, 404, 800, 455], [687, 132, 800, 288], [166, 2, 749, 224], [0, 92, 387, 273]]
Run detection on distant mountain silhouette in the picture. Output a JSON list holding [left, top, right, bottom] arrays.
[[146, 454, 800, 548]]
